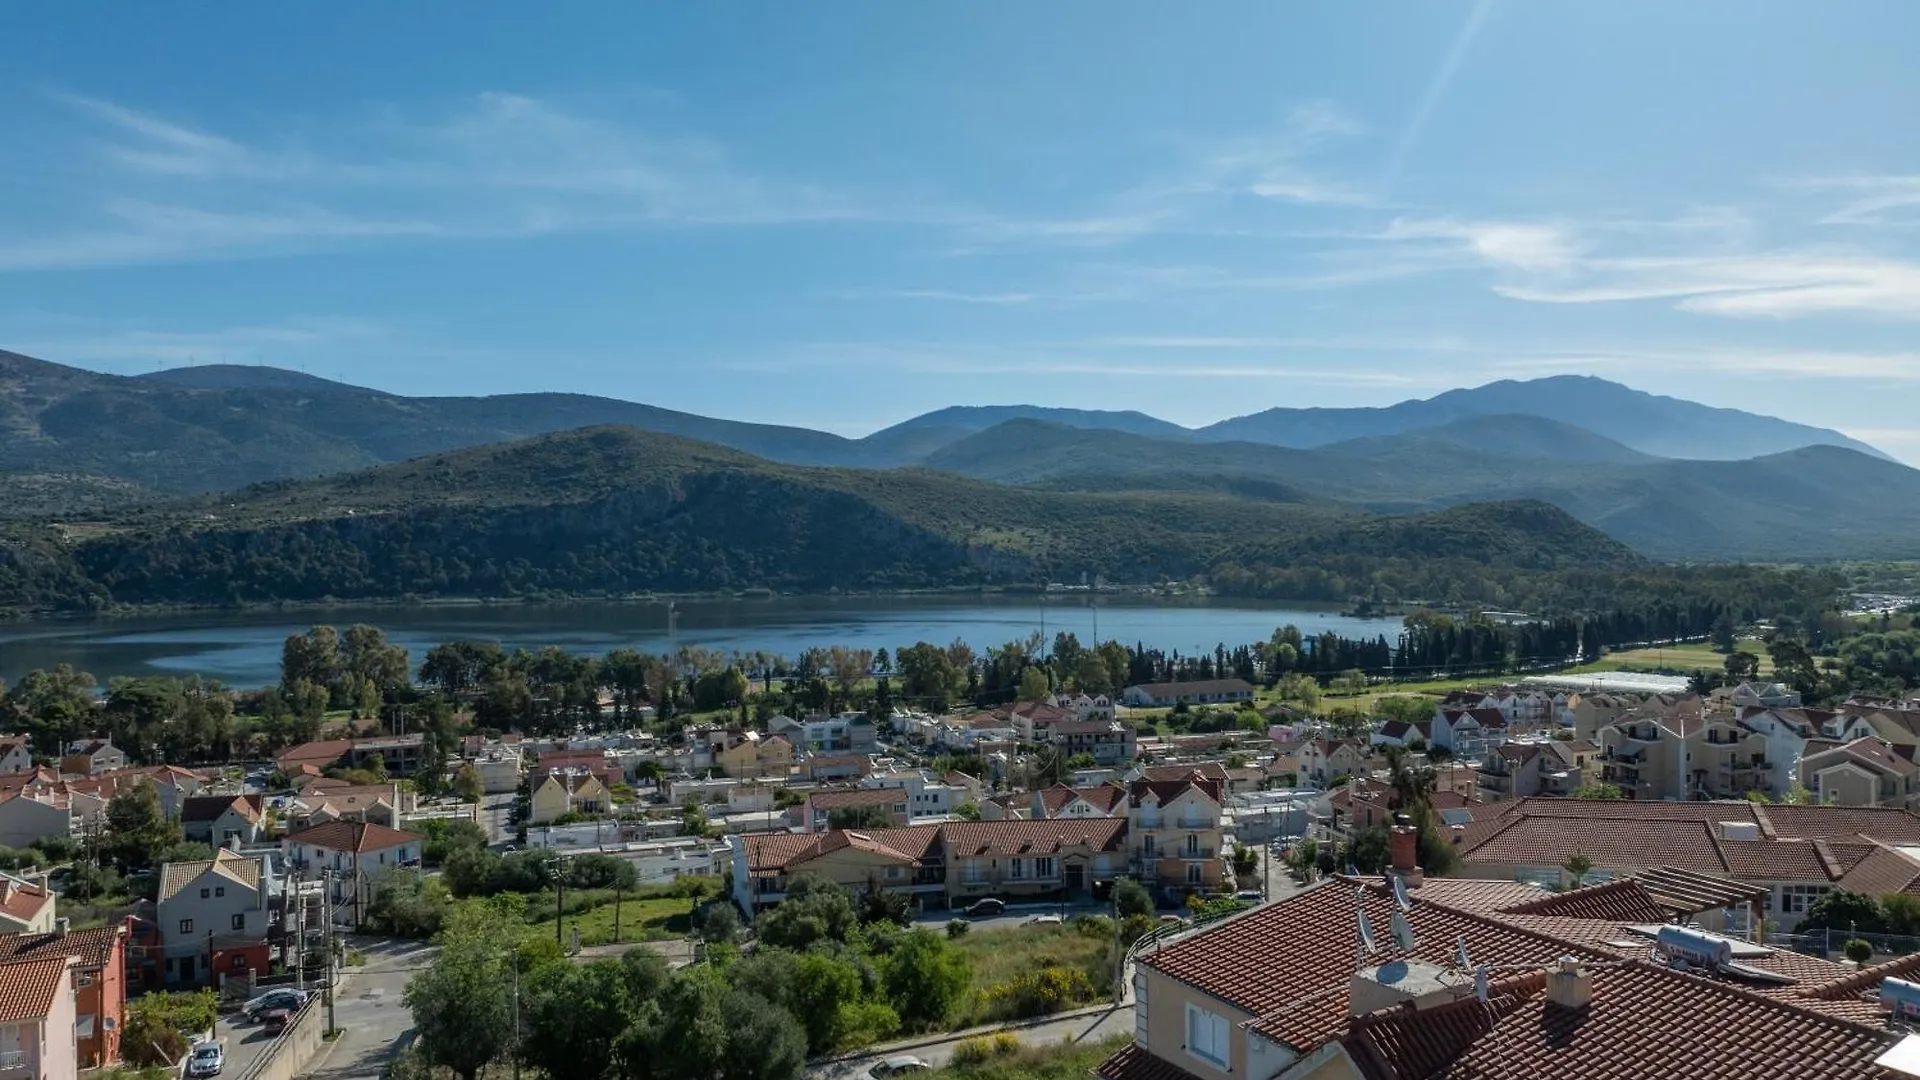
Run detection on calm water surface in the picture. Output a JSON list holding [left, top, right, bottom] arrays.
[[0, 596, 1394, 688]]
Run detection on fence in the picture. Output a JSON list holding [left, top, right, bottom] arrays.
[[1768, 928, 1920, 960]]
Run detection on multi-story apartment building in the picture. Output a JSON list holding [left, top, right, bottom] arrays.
[[1128, 771, 1227, 894], [1598, 710, 1780, 801], [1475, 739, 1594, 801]]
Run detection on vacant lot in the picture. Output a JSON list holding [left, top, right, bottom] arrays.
[[1582, 640, 1772, 677]]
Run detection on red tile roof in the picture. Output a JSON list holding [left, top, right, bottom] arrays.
[[1834, 844, 1920, 896], [0, 956, 70, 1023], [1500, 879, 1668, 922], [1342, 960, 1896, 1080], [1036, 783, 1127, 816], [276, 739, 355, 766], [286, 819, 417, 854], [0, 880, 52, 927], [941, 818, 1125, 858], [739, 825, 943, 874], [804, 788, 906, 811], [1756, 803, 1920, 842], [0, 927, 122, 970]]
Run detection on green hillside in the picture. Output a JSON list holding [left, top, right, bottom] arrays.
[[2, 426, 1641, 612]]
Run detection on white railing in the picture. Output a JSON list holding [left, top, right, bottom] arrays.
[[0, 1050, 27, 1069]]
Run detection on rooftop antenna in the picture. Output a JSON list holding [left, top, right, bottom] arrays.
[[1354, 886, 1378, 964], [1390, 908, 1417, 953], [1391, 873, 1414, 912], [1474, 964, 1489, 1004], [1454, 935, 1472, 972]]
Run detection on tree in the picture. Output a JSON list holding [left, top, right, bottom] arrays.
[[828, 805, 890, 831], [452, 764, 485, 804], [1710, 614, 1739, 653], [520, 958, 633, 1080], [107, 780, 183, 870], [1562, 853, 1594, 889], [859, 885, 912, 926], [754, 875, 857, 950], [11, 664, 98, 755], [281, 626, 342, 697], [1844, 938, 1874, 965], [404, 903, 519, 1080], [697, 902, 741, 944], [1115, 877, 1154, 918], [343, 624, 411, 701], [883, 929, 971, 1032], [1801, 889, 1887, 935], [720, 989, 808, 1080], [1331, 669, 1369, 697], [1231, 843, 1259, 881], [1570, 783, 1624, 800], [788, 952, 864, 1053], [124, 989, 218, 1067], [1724, 650, 1760, 682], [1072, 651, 1114, 695], [1017, 666, 1051, 703], [895, 642, 965, 713]]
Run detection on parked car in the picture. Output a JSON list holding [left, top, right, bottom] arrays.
[[1027, 913, 1064, 925], [186, 1042, 224, 1078], [243, 988, 309, 1021], [962, 898, 1005, 917], [1234, 890, 1264, 903], [260, 1009, 292, 1037], [870, 1056, 930, 1079]]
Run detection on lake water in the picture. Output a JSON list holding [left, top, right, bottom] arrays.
[[0, 596, 1395, 689]]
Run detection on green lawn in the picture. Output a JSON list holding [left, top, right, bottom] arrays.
[[1574, 640, 1772, 677], [524, 878, 720, 946], [951, 922, 1116, 1025]]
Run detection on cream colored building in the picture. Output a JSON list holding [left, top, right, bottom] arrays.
[[1128, 772, 1228, 893], [529, 770, 609, 825]]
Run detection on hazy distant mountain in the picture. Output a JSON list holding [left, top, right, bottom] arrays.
[[864, 404, 1192, 450], [1199, 375, 1885, 461], [922, 415, 1920, 560]]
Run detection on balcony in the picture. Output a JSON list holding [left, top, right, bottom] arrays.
[[1179, 847, 1217, 860], [0, 1050, 29, 1077]]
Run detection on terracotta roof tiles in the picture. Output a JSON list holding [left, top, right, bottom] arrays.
[[0, 956, 71, 1023], [286, 819, 417, 854], [1501, 879, 1669, 922]]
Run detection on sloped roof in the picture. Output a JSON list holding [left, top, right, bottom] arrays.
[[181, 793, 262, 824], [942, 817, 1126, 858], [740, 825, 943, 874], [286, 819, 416, 854], [1125, 678, 1255, 698], [805, 788, 905, 811], [158, 848, 260, 902], [0, 881, 52, 927], [1037, 782, 1127, 816], [1341, 961, 1895, 1080], [0, 926, 121, 970], [1501, 879, 1668, 922], [0, 956, 71, 1023]]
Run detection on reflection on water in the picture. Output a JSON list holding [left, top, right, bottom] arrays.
[[0, 595, 1393, 688]]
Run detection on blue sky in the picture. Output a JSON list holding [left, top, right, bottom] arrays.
[[6, 2, 1920, 455]]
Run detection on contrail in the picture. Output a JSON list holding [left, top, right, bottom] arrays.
[[1384, 0, 1496, 191]]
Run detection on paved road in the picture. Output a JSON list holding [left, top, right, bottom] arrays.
[[298, 939, 436, 1080], [481, 792, 517, 845]]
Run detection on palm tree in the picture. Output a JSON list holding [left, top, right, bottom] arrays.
[[1562, 852, 1594, 889]]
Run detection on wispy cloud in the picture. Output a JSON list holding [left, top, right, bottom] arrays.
[[9, 316, 391, 368], [1792, 174, 1920, 227], [1384, 0, 1496, 189]]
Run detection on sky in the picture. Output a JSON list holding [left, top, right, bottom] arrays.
[[5, 3, 1920, 456]]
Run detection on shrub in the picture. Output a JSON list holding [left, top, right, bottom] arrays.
[[1070, 914, 1113, 940], [991, 1032, 1021, 1056], [833, 1000, 900, 1049], [952, 1037, 996, 1066], [980, 966, 1099, 1021], [946, 919, 970, 939], [1844, 938, 1874, 964]]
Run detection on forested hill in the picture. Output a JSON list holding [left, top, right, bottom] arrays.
[[0, 425, 1651, 613]]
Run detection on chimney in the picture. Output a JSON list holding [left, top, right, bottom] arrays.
[[55, 917, 69, 938], [1389, 814, 1423, 887], [1544, 957, 1592, 1010]]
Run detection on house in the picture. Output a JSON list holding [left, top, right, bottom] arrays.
[[0, 954, 79, 1080], [275, 738, 357, 775], [528, 770, 609, 825], [713, 732, 795, 780], [1122, 679, 1255, 708], [1299, 739, 1369, 788], [276, 735, 427, 778], [803, 788, 909, 832], [1048, 719, 1138, 766], [769, 714, 878, 755], [1799, 736, 1920, 807], [0, 739, 32, 777], [1597, 708, 1785, 801], [1128, 770, 1228, 894], [155, 849, 274, 988], [179, 794, 265, 846], [283, 820, 421, 927], [1368, 719, 1430, 749], [1098, 852, 1905, 1080], [0, 878, 55, 934], [0, 926, 127, 1068], [800, 753, 871, 782], [286, 780, 407, 829], [1048, 692, 1117, 722], [862, 770, 971, 819], [0, 795, 79, 851], [112, 766, 208, 818], [1429, 707, 1509, 759], [1475, 739, 1592, 801], [57, 740, 125, 778], [1318, 777, 1475, 841], [1729, 680, 1803, 709], [944, 818, 1127, 902], [535, 750, 623, 791], [943, 771, 986, 803], [949, 713, 1017, 749], [1007, 701, 1072, 743], [731, 826, 946, 913], [1450, 796, 1920, 930], [1027, 782, 1129, 820]]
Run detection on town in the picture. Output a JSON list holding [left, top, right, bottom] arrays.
[[6, 618, 1920, 1080]]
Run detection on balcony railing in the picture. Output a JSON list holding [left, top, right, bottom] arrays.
[[0, 1050, 28, 1069], [1180, 847, 1217, 859]]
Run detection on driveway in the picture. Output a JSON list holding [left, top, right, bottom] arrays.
[[298, 939, 436, 1080]]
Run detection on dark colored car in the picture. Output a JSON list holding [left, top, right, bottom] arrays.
[[260, 1009, 292, 1037], [963, 898, 1005, 917], [244, 988, 309, 1021]]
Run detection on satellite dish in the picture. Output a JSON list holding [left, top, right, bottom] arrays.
[[1390, 909, 1417, 953], [1355, 886, 1378, 958], [1391, 874, 1414, 912]]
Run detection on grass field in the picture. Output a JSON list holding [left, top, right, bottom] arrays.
[[1579, 640, 1772, 677], [951, 921, 1115, 1026], [525, 878, 719, 946]]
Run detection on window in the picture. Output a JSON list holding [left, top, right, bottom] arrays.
[[1184, 1003, 1231, 1070], [231, 954, 247, 970], [964, 860, 985, 884], [232, 913, 246, 930], [199, 888, 210, 899], [215, 886, 225, 898], [1187, 864, 1202, 884], [1009, 859, 1028, 880], [1035, 857, 1056, 879], [1782, 884, 1830, 914], [179, 919, 194, 934]]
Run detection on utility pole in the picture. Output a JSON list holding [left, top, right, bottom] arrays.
[[292, 868, 305, 993], [613, 881, 622, 943], [550, 859, 565, 949], [511, 955, 522, 1080], [322, 871, 336, 1033]]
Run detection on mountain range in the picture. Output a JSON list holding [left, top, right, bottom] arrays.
[[0, 348, 1913, 562]]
